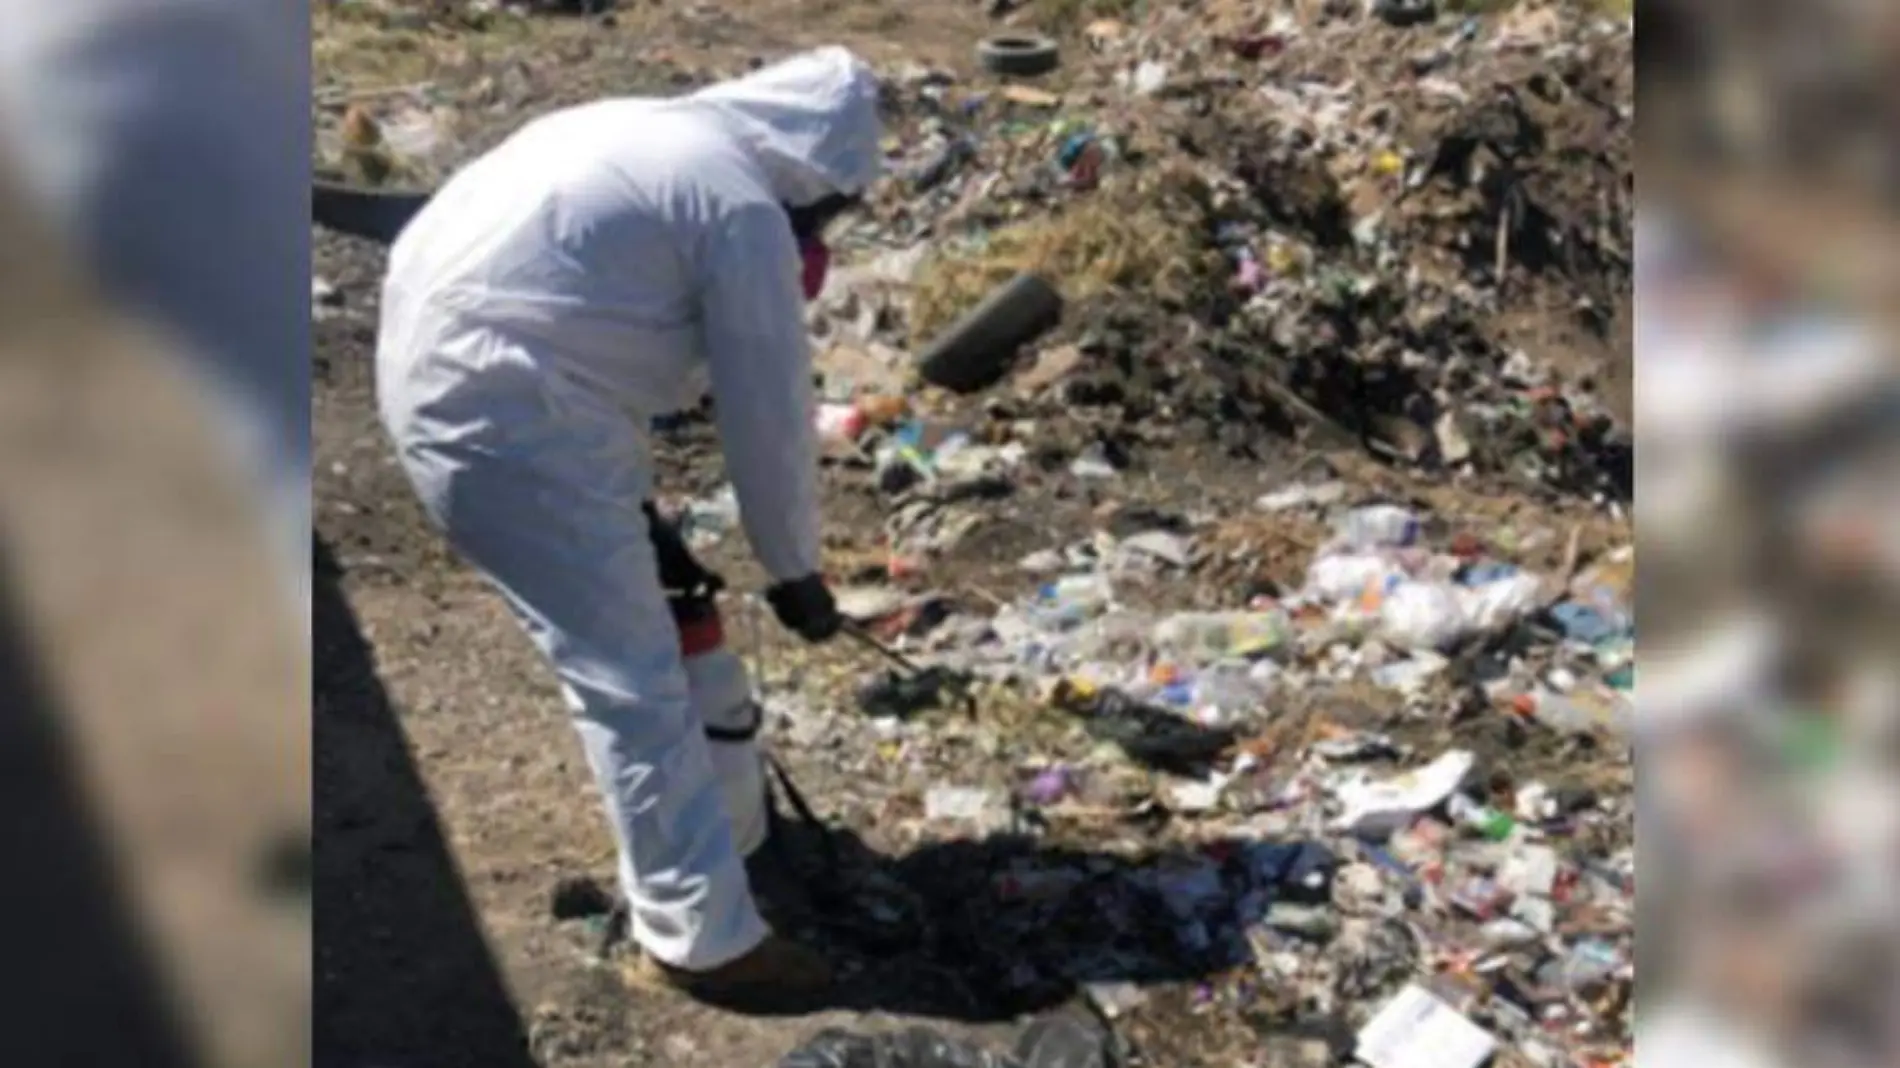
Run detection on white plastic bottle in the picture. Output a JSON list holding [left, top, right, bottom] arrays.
[[1190, 659, 1279, 717], [1333, 504, 1420, 550], [1152, 610, 1291, 660], [1515, 688, 1600, 737], [683, 646, 770, 856], [1030, 573, 1116, 630]]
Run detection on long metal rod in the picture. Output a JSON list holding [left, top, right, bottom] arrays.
[[839, 620, 930, 674]]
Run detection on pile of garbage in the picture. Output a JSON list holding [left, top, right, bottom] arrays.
[[807, 0, 1632, 501]]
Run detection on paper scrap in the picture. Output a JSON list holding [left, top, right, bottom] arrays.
[[1334, 749, 1475, 837], [1356, 983, 1497, 1068]]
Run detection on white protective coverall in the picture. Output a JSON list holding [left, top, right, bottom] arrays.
[[376, 47, 883, 970]]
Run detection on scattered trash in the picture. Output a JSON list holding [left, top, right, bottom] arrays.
[[1152, 610, 1290, 660], [1333, 749, 1474, 837], [1333, 505, 1421, 552], [675, 485, 740, 549], [858, 666, 967, 719], [1019, 765, 1077, 806], [1053, 680, 1239, 777], [925, 786, 1001, 824], [976, 35, 1061, 78], [1550, 600, 1629, 645], [1113, 530, 1193, 570], [1356, 984, 1497, 1068], [1083, 982, 1149, 1019], [1370, 653, 1447, 692], [1257, 481, 1349, 513], [1129, 61, 1169, 97]]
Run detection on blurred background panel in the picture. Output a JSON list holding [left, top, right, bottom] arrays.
[[0, 2, 309, 1066], [1639, 0, 1900, 1064]]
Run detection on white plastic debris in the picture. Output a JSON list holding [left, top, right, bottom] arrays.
[[1333, 749, 1475, 837], [1070, 450, 1119, 479], [1497, 845, 1560, 897], [1378, 581, 1467, 651], [1018, 548, 1065, 573], [1131, 60, 1170, 95], [1371, 653, 1448, 692], [1307, 551, 1406, 602], [1355, 984, 1497, 1068], [1114, 530, 1193, 570], [1333, 504, 1420, 551], [1256, 481, 1348, 512], [1084, 981, 1150, 1018], [1167, 777, 1226, 813], [1459, 572, 1544, 634], [925, 786, 999, 823], [833, 585, 910, 623]]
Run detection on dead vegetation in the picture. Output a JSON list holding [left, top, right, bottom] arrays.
[[907, 175, 1216, 344]]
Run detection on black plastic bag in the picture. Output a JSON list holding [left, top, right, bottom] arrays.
[[1058, 685, 1238, 778]]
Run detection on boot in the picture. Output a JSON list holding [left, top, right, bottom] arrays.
[[632, 931, 835, 1015]]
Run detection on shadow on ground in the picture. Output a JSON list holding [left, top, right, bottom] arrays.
[[585, 808, 1336, 1027], [0, 537, 202, 1065], [314, 535, 536, 1068]]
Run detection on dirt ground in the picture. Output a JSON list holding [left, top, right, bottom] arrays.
[[313, 2, 1631, 1065]]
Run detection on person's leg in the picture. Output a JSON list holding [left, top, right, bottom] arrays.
[[395, 424, 767, 971]]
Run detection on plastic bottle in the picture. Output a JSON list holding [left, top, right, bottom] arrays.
[[1457, 571, 1543, 634], [1512, 689, 1600, 736], [1333, 504, 1421, 550], [1378, 580, 1468, 651], [680, 485, 741, 546], [1151, 609, 1291, 661], [814, 402, 867, 444], [1306, 551, 1405, 603], [1029, 574, 1115, 630], [1555, 939, 1623, 990], [1448, 794, 1516, 841], [1190, 660, 1278, 716]]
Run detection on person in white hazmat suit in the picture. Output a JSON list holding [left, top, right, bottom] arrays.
[[375, 47, 882, 1008]]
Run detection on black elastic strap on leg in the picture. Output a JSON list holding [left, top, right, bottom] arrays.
[[702, 699, 763, 743]]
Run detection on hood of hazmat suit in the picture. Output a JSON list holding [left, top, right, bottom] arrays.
[[690, 46, 884, 208], [374, 48, 882, 972]]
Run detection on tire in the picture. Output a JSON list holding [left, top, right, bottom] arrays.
[[916, 272, 1064, 394], [311, 180, 433, 246], [977, 34, 1060, 77]]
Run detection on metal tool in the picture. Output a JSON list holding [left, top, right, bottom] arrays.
[[839, 619, 926, 672], [840, 620, 978, 719]]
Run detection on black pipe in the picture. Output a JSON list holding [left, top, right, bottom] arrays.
[[311, 181, 433, 246], [916, 271, 1065, 394]]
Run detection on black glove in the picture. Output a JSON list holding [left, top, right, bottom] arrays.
[[643, 502, 725, 597], [766, 575, 842, 643]]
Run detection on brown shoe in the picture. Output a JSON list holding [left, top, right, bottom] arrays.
[[634, 932, 835, 1015]]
